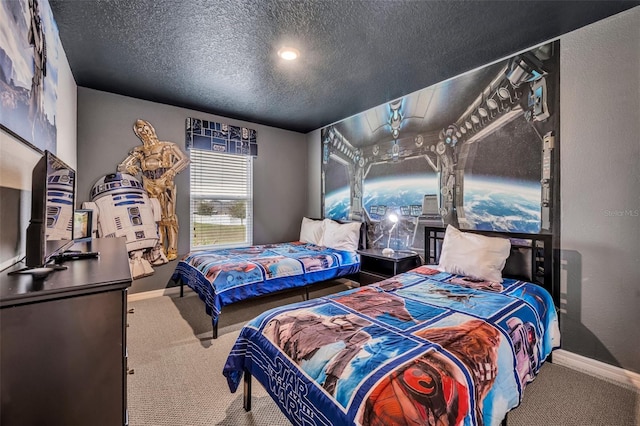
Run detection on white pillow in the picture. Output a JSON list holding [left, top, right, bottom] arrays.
[[437, 225, 511, 283], [299, 217, 325, 245], [322, 219, 362, 252]]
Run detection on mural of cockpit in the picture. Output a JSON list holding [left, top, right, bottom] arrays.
[[322, 41, 559, 253]]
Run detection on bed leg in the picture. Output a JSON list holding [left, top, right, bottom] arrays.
[[501, 413, 508, 426], [243, 368, 252, 412], [212, 316, 219, 339], [179, 279, 183, 298], [304, 286, 309, 301]]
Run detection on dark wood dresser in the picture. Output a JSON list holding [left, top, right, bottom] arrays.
[[1, 238, 131, 426]]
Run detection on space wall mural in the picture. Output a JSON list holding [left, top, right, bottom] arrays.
[[321, 41, 559, 252]]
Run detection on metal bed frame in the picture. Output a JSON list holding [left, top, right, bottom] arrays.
[[424, 226, 556, 304]]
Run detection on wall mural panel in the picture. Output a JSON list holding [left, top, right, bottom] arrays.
[[0, 0, 60, 153], [322, 42, 559, 252]]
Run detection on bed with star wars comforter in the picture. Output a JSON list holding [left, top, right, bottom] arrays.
[[223, 265, 560, 426], [171, 242, 360, 330]]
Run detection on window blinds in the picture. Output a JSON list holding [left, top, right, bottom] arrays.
[[189, 149, 253, 249]]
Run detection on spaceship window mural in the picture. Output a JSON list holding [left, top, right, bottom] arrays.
[[321, 42, 559, 252]]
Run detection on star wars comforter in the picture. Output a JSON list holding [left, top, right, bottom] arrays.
[[171, 242, 360, 327], [223, 265, 560, 426]]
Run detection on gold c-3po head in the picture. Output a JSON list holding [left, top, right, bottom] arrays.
[[133, 119, 157, 144]]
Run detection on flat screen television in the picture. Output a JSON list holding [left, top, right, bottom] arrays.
[[25, 150, 76, 267]]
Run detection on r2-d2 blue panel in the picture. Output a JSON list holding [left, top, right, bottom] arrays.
[[46, 168, 75, 240], [90, 172, 159, 252]]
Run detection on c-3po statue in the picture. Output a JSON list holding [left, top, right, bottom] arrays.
[[118, 119, 189, 261]]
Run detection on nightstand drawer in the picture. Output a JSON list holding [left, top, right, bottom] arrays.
[[361, 255, 397, 277]]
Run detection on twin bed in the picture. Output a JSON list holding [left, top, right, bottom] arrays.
[[218, 225, 560, 426], [171, 221, 559, 425], [171, 218, 365, 338]]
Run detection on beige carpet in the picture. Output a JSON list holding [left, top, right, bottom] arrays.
[[126, 281, 640, 425]]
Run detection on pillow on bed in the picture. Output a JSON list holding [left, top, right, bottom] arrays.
[[299, 217, 325, 245], [323, 219, 361, 252], [437, 225, 511, 283]]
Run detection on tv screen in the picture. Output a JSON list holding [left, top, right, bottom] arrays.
[[25, 151, 76, 267]]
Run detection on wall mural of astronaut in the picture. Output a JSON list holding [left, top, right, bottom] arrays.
[[321, 42, 559, 252]]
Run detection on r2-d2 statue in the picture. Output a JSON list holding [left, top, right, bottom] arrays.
[[83, 172, 166, 278]]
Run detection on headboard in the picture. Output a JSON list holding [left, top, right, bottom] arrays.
[[424, 226, 557, 306]]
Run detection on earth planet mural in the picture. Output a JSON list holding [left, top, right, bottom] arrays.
[[324, 175, 541, 240]]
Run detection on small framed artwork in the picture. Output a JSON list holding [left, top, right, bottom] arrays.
[[73, 209, 93, 241]]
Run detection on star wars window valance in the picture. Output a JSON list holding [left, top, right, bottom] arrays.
[[186, 118, 258, 157]]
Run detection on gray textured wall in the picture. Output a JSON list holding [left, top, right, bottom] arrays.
[[559, 9, 639, 374], [307, 8, 640, 375], [77, 88, 307, 293]]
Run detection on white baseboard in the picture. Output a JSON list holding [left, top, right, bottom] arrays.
[[553, 349, 640, 392], [127, 286, 195, 302]]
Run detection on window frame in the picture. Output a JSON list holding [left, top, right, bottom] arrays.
[[188, 149, 253, 251]]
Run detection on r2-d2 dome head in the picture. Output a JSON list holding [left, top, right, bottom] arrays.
[[90, 172, 159, 252]]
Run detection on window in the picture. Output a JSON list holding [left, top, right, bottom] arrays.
[[189, 149, 253, 249]]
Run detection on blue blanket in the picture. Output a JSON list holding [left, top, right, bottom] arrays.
[[223, 265, 560, 425], [171, 242, 360, 327]]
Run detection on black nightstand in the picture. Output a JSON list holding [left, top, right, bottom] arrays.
[[357, 249, 422, 285]]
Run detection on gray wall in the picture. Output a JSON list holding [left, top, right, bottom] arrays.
[[77, 88, 307, 293], [559, 8, 639, 373], [306, 8, 640, 374]]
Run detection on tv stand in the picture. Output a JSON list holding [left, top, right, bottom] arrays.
[[0, 238, 131, 425]]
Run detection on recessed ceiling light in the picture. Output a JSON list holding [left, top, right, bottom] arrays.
[[278, 47, 300, 61]]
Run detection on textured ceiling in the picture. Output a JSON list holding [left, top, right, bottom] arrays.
[[49, 1, 638, 133]]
